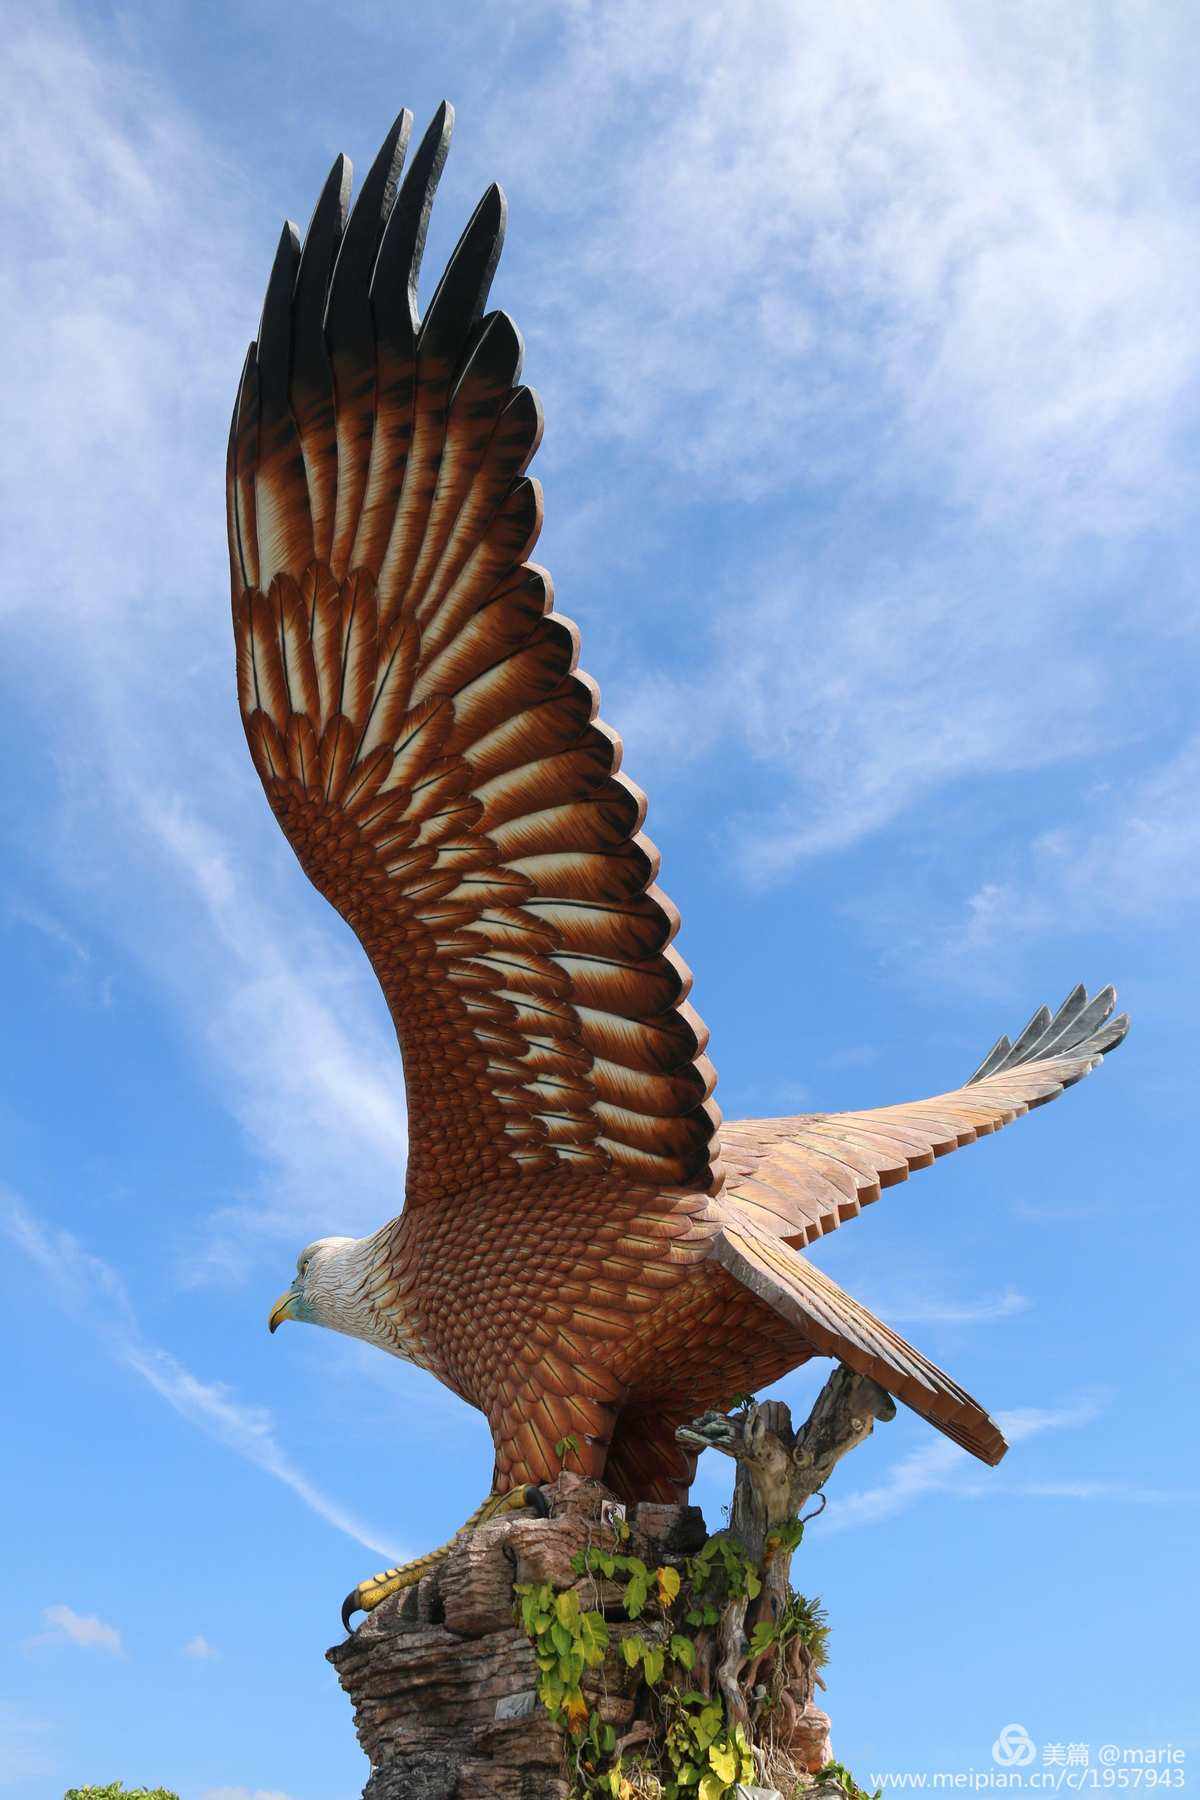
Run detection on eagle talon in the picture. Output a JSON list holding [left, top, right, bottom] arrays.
[[340, 1486, 545, 1632]]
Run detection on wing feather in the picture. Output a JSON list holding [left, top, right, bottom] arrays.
[[227, 106, 719, 1205], [723, 986, 1127, 1246]]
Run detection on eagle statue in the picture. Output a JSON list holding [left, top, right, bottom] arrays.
[[228, 104, 1128, 1624]]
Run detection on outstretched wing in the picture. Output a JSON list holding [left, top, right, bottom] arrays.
[[227, 106, 719, 1203], [721, 985, 1127, 1246], [713, 1213, 1007, 1462]]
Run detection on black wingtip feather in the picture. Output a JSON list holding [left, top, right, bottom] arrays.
[[418, 183, 507, 360], [293, 155, 352, 387], [325, 109, 414, 348], [370, 103, 455, 338], [967, 984, 1128, 1083], [257, 221, 302, 420]]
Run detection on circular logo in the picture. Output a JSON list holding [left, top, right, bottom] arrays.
[[993, 1724, 1037, 1767]]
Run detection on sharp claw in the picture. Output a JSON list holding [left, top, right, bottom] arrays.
[[342, 1588, 361, 1633], [524, 1484, 549, 1518]]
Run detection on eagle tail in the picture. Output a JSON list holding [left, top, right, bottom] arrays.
[[712, 1213, 1007, 1465]]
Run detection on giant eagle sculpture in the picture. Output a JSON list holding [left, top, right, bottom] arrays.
[[229, 105, 1127, 1622]]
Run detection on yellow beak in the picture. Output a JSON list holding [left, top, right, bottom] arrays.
[[268, 1287, 299, 1333]]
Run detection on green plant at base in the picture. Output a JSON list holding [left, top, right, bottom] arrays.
[[515, 1580, 610, 1735], [661, 1692, 756, 1799], [522, 1521, 826, 1799], [818, 1759, 882, 1800]]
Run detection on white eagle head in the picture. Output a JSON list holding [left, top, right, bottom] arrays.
[[267, 1234, 423, 1364]]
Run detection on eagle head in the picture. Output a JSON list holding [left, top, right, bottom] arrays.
[[267, 1235, 357, 1334], [267, 1233, 423, 1365]]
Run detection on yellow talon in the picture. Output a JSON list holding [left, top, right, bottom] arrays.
[[341, 1485, 546, 1631]]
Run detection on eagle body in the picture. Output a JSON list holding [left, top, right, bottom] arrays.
[[240, 106, 1126, 1509]]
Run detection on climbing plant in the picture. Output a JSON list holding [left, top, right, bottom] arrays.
[[515, 1517, 829, 1799]]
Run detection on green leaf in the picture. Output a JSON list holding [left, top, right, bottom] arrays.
[[748, 1619, 776, 1655], [578, 1611, 610, 1662], [698, 1774, 726, 1800], [550, 1621, 572, 1655], [745, 1567, 762, 1599], [657, 1564, 681, 1603], [624, 1572, 649, 1617], [621, 1634, 643, 1668], [642, 1645, 665, 1686], [697, 1702, 724, 1746], [709, 1739, 738, 1781], [556, 1588, 581, 1627], [670, 1633, 696, 1669], [538, 1672, 565, 1713]]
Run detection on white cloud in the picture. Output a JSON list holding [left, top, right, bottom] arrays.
[[871, 1286, 1031, 1326], [29, 1604, 123, 1656], [1, 1192, 405, 1563], [825, 1046, 880, 1072], [502, 0, 1198, 538], [0, 12, 409, 1274], [968, 733, 1200, 942], [199, 1790, 296, 1800], [182, 1634, 219, 1660], [817, 1394, 1196, 1532]]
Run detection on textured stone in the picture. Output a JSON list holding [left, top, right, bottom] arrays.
[[629, 1500, 708, 1555], [788, 1700, 834, 1773], [494, 1689, 538, 1721], [328, 1485, 837, 1800], [441, 1517, 520, 1637]]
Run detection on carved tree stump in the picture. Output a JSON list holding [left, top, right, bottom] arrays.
[[678, 1363, 896, 1769]]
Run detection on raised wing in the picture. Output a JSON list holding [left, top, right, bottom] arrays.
[[722, 985, 1127, 1246], [227, 107, 719, 1203]]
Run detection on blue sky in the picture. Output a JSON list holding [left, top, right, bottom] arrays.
[[1, 2, 1197, 1796]]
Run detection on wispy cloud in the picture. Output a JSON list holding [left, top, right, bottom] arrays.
[[0, 1702, 55, 1786], [0, 13, 409, 1278], [825, 1046, 881, 1073], [822, 1395, 1194, 1532], [870, 1286, 1031, 1326], [182, 1633, 220, 1660], [472, 1, 1200, 881], [200, 1790, 296, 1800], [507, 1, 1198, 538], [27, 1603, 124, 1656], [950, 733, 1200, 957], [1, 1192, 405, 1562], [826, 1396, 1105, 1530]]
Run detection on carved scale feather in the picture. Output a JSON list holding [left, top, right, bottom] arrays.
[[233, 106, 1128, 1508]]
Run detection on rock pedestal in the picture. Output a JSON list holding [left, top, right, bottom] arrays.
[[329, 1474, 833, 1799]]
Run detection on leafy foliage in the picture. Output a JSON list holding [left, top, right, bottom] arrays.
[[518, 1513, 828, 1799], [747, 1590, 830, 1672], [819, 1760, 883, 1800], [64, 1788, 180, 1799]]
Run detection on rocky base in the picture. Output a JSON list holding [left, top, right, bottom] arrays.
[[328, 1475, 832, 1800]]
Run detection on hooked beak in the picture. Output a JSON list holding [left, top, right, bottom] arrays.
[[268, 1285, 300, 1334]]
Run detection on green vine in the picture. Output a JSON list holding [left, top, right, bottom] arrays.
[[514, 1518, 829, 1799], [818, 1760, 883, 1800]]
